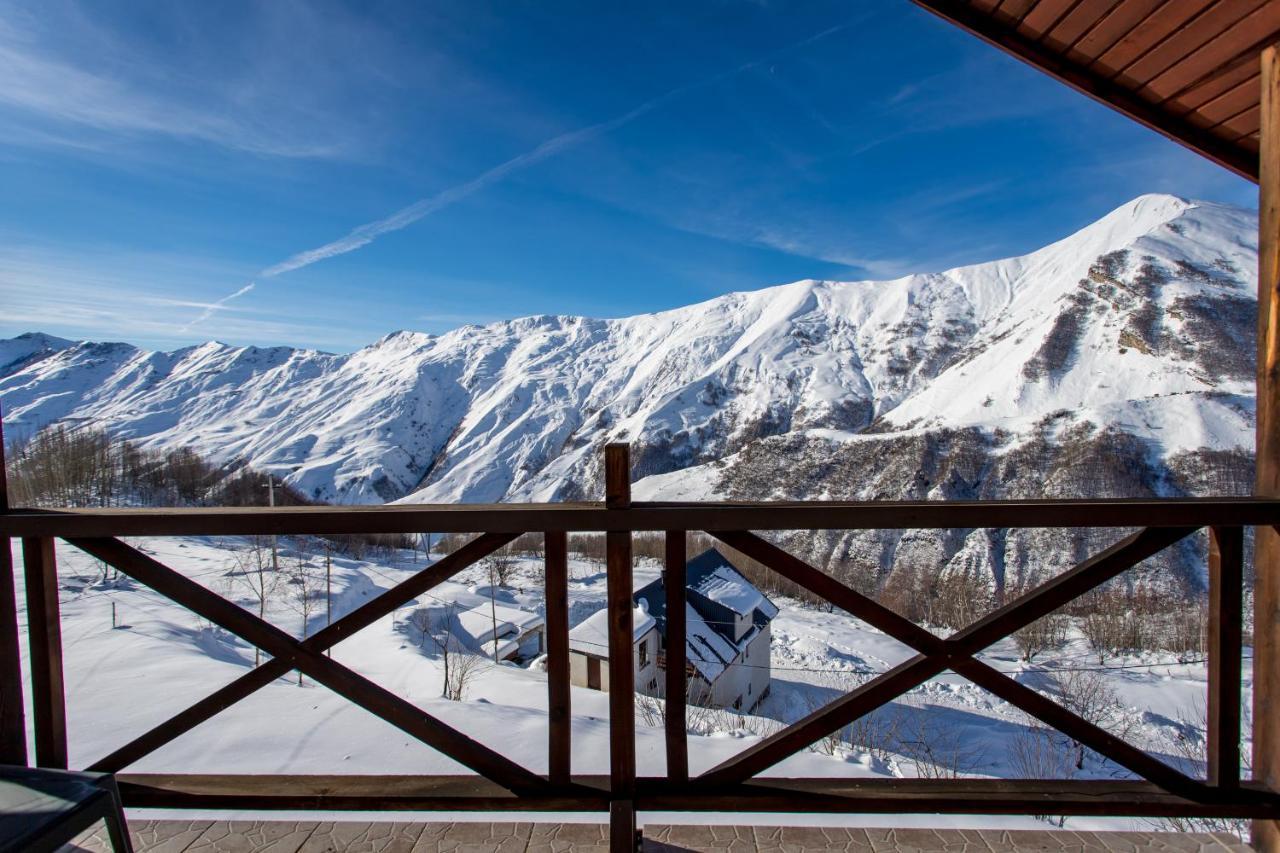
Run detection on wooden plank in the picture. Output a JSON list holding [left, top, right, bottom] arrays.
[[117, 773, 610, 812], [908, 0, 1259, 180], [1189, 74, 1261, 127], [5, 497, 1280, 538], [0, 405, 26, 765], [1256, 42, 1280, 853], [605, 533, 635, 796], [1223, 103, 1261, 138], [1094, 0, 1213, 76], [1042, 0, 1128, 52], [1067, 0, 1169, 63], [1142, 4, 1280, 101], [85, 531, 518, 772], [1118, 0, 1268, 88], [1018, 0, 1084, 39], [1168, 56, 1259, 113], [605, 444, 631, 510], [0, 540, 25, 765], [1207, 526, 1243, 789], [69, 536, 544, 792], [610, 799, 636, 852], [111, 773, 1280, 817], [664, 530, 688, 784], [22, 537, 66, 768], [637, 777, 1280, 818], [111, 774, 1280, 818], [544, 530, 571, 786], [605, 445, 635, 802]]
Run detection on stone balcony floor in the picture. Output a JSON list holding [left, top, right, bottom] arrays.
[[59, 820, 1252, 853]]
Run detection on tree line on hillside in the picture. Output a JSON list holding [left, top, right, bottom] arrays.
[[3, 424, 414, 559]]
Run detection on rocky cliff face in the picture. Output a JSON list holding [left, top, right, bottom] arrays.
[[0, 194, 1257, 593]]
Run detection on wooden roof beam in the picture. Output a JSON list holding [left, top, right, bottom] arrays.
[[908, 0, 1260, 181]]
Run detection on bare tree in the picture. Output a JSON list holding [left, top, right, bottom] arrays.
[[416, 604, 487, 701], [1013, 614, 1069, 662], [285, 553, 322, 685], [1008, 719, 1077, 827], [1053, 668, 1133, 770], [226, 536, 282, 666]]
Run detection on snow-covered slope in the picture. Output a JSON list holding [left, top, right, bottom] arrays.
[[0, 195, 1256, 520]]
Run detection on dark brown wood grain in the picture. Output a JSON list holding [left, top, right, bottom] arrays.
[[6, 497, 1278, 538], [1207, 525, 1243, 789], [544, 530, 571, 785], [22, 537, 66, 768], [1256, 43, 1280, 853], [663, 530, 688, 784]]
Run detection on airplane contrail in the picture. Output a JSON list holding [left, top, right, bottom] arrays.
[[179, 282, 255, 332], [184, 18, 859, 329]]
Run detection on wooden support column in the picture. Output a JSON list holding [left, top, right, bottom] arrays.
[[544, 530, 571, 785], [0, 406, 26, 765], [23, 536, 66, 768], [1256, 43, 1280, 853], [1207, 526, 1242, 788], [604, 444, 637, 851], [664, 530, 688, 784]]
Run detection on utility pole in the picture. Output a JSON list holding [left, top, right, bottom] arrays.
[[325, 547, 332, 657], [265, 475, 278, 573]]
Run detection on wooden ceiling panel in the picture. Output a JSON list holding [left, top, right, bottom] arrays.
[[1042, 0, 1129, 51], [1094, 0, 1212, 75], [1221, 103, 1260, 138], [1120, 0, 1268, 87], [1165, 53, 1258, 111], [1066, 0, 1170, 63], [908, 0, 1270, 180], [1018, 0, 1083, 36], [1188, 75, 1262, 125], [994, 0, 1040, 23], [1141, 4, 1280, 99]]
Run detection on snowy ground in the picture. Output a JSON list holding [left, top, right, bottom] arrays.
[[7, 535, 1248, 832]]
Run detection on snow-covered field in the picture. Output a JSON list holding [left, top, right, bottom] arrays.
[[8, 534, 1246, 831]]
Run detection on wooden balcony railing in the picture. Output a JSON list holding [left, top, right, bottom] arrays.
[[2, 443, 1279, 851]]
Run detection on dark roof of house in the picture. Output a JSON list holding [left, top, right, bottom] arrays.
[[632, 548, 778, 681], [909, 0, 1277, 181]]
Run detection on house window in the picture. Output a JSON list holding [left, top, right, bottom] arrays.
[[648, 678, 657, 691], [748, 683, 752, 695], [733, 696, 742, 710], [638, 639, 649, 668]]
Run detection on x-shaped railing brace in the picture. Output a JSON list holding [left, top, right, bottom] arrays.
[[67, 533, 552, 794], [700, 527, 1213, 800]]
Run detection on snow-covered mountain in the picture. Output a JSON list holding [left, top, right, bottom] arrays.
[[0, 194, 1257, 588]]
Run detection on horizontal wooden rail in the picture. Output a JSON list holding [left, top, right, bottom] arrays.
[[113, 774, 1280, 819], [3, 496, 1279, 537]]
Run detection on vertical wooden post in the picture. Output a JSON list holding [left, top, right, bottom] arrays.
[[0, 405, 27, 765], [1207, 526, 1242, 788], [544, 530, 571, 785], [1256, 42, 1280, 853], [664, 530, 688, 784], [23, 536, 67, 768], [604, 444, 636, 851]]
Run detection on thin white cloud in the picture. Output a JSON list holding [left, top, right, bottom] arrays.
[[184, 16, 863, 328], [178, 282, 256, 332]]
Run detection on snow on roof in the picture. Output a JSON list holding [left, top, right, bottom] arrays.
[[453, 604, 542, 650], [684, 603, 738, 681], [568, 604, 655, 657], [686, 550, 779, 620]]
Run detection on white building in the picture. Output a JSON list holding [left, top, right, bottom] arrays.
[[567, 548, 776, 711], [453, 603, 545, 663]]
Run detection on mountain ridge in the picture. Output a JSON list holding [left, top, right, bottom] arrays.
[[0, 194, 1257, 533]]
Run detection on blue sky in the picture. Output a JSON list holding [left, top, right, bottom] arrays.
[[0, 0, 1258, 353]]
